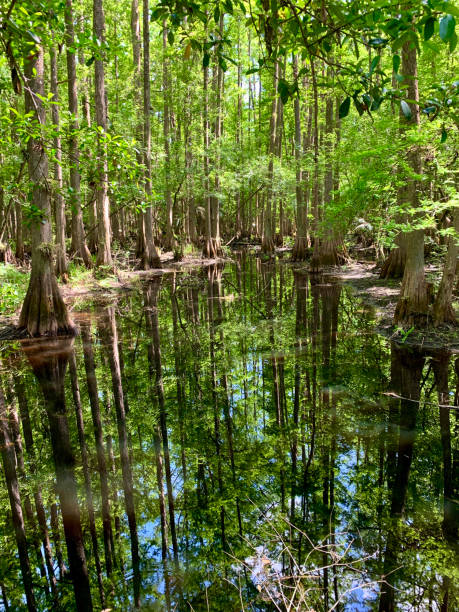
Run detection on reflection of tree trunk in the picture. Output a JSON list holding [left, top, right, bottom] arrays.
[[208, 266, 227, 549], [81, 323, 114, 574], [379, 343, 424, 612], [0, 384, 37, 611], [22, 338, 93, 612], [144, 279, 179, 565], [4, 379, 49, 594], [13, 371, 57, 600], [50, 501, 66, 579], [99, 309, 141, 607], [69, 351, 105, 606], [432, 351, 458, 541]]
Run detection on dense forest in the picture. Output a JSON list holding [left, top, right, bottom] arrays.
[[0, 0, 458, 335], [0, 0, 458, 611]]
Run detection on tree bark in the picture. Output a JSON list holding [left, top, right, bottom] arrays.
[[93, 0, 112, 266], [394, 41, 428, 326], [292, 55, 307, 261], [65, 0, 92, 267], [18, 45, 74, 336], [433, 207, 459, 325], [140, 0, 160, 268], [50, 47, 68, 282]]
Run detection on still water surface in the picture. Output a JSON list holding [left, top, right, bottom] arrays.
[[0, 256, 457, 610]]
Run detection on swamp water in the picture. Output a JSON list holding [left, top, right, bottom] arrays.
[[0, 256, 457, 611]]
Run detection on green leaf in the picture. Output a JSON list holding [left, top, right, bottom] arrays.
[[400, 100, 412, 120], [202, 52, 210, 68], [339, 97, 351, 118], [85, 55, 95, 67], [369, 55, 380, 75], [392, 54, 400, 73], [26, 30, 41, 44], [450, 31, 458, 51], [167, 30, 174, 46], [277, 79, 289, 105], [441, 128, 447, 143], [214, 5, 220, 23], [424, 17, 435, 41], [439, 15, 455, 42]]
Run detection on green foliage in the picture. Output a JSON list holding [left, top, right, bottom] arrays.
[[0, 263, 28, 315]]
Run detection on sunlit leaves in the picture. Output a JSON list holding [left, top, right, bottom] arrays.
[[400, 100, 412, 120], [439, 14, 456, 41], [339, 97, 351, 119]]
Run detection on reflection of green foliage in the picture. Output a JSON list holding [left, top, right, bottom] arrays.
[[0, 260, 457, 609]]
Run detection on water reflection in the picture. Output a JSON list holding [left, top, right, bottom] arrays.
[[0, 256, 457, 610]]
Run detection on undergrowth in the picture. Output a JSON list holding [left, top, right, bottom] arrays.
[[0, 264, 28, 315]]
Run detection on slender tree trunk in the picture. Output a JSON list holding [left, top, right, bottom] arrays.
[[163, 23, 174, 252], [292, 55, 307, 261], [309, 60, 321, 272], [394, 41, 428, 326], [262, 59, 278, 255], [93, 0, 112, 266], [65, 0, 92, 267], [50, 48, 68, 282], [141, 0, 160, 268], [18, 45, 74, 336], [433, 207, 459, 325], [131, 0, 146, 259]]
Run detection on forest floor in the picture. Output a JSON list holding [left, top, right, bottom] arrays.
[[314, 258, 459, 352]]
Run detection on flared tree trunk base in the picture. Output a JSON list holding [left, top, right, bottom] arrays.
[[291, 236, 310, 261], [202, 238, 222, 259], [0, 243, 13, 264], [433, 299, 457, 327], [261, 235, 275, 256], [18, 269, 75, 337], [309, 240, 341, 272], [141, 244, 161, 270], [380, 247, 406, 279]]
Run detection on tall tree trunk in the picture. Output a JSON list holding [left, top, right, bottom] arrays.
[[65, 0, 92, 267], [50, 48, 69, 282], [292, 55, 307, 261], [262, 59, 278, 255], [433, 207, 459, 325], [394, 41, 428, 326], [131, 0, 146, 259], [18, 45, 74, 336], [163, 23, 174, 252], [141, 0, 160, 268], [309, 60, 321, 273], [93, 0, 112, 266]]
